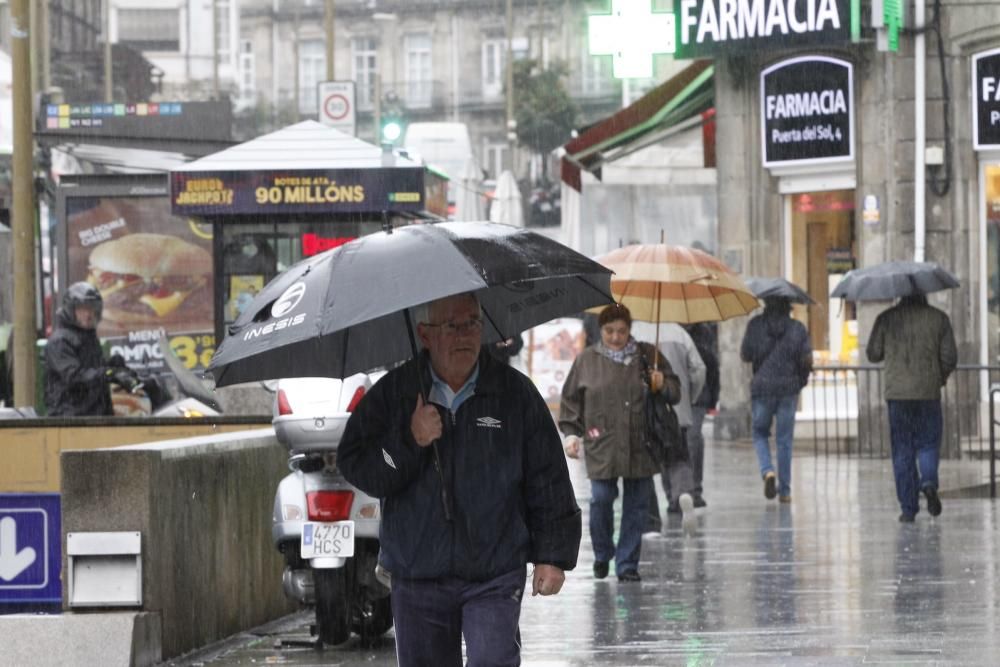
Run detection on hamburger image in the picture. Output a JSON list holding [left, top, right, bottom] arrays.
[[87, 233, 213, 327]]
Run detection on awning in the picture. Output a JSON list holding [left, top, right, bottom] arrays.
[[560, 60, 714, 191]]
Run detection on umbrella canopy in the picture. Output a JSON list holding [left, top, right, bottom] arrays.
[[744, 276, 816, 305], [488, 170, 524, 227], [209, 221, 613, 386], [595, 243, 759, 324], [830, 261, 960, 302]]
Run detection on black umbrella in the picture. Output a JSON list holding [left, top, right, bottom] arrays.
[[830, 261, 959, 302], [209, 221, 613, 387], [744, 276, 816, 305]]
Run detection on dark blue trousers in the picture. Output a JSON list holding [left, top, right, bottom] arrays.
[[390, 566, 526, 667], [887, 399, 942, 517]]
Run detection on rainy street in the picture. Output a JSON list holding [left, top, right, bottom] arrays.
[[160, 433, 1000, 667]]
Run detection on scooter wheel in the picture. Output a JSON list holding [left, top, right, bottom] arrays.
[[314, 567, 351, 646]]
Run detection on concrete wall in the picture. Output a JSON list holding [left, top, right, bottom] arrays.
[[714, 3, 1000, 438], [61, 429, 296, 660], [0, 419, 270, 493]]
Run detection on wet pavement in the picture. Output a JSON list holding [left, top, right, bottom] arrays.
[[161, 435, 1000, 666]]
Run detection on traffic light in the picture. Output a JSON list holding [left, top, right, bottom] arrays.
[[380, 91, 404, 145], [381, 119, 403, 143]]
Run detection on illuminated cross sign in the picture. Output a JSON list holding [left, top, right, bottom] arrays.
[[589, 0, 676, 79]]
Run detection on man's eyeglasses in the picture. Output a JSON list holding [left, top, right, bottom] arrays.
[[423, 317, 484, 336]]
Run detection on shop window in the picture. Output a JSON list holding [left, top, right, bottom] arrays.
[[985, 164, 1000, 365], [787, 189, 856, 362]]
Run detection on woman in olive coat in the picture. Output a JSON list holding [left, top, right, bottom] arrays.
[[559, 304, 680, 582]]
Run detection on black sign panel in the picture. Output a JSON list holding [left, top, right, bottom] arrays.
[[973, 49, 1000, 150], [171, 168, 432, 216], [674, 0, 851, 59], [37, 100, 232, 143], [761, 56, 853, 167]]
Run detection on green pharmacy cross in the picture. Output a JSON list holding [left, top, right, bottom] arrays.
[[589, 0, 675, 79]]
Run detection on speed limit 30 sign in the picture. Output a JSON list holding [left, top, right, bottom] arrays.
[[318, 81, 356, 136]]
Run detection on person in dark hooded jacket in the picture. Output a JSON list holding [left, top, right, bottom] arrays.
[[740, 297, 812, 503], [45, 282, 129, 416], [338, 292, 581, 666]]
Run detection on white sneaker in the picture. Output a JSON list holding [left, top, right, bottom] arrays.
[[679, 493, 696, 535]]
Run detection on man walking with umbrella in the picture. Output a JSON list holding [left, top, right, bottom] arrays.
[[337, 292, 581, 666], [867, 294, 957, 522]]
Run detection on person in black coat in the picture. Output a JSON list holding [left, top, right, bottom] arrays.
[[338, 292, 581, 666], [740, 297, 812, 503], [45, 282, 136, 417]]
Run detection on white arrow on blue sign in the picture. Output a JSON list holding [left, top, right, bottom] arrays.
[[0, 494, 61, 605]]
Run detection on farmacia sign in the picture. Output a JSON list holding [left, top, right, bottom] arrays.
[[674, 0, 851, 58], [761, 56, 854, 167]]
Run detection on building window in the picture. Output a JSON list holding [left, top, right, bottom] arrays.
[[299, 40, 325, 114], [482, 39, 506, 100], [404, 33, 432, 109], [581, 48, 614, 96], [117, 8, 180, 52], [352, 37, 377, 110], [483, 141, 508, 180], [215, 0, 231, 61], [238, 40, 255, 106]]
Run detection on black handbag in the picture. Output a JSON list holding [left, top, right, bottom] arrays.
[[638, 352, 683, 467]]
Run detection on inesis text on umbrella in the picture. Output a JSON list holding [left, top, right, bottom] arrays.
[[243, 281, 308, 340]]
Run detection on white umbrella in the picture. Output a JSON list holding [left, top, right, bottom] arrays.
[[453, 159, 484, 221], [489, 170, 524, 227]]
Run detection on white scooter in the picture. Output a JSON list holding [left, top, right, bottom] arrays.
[[270, 374, 392, 647]]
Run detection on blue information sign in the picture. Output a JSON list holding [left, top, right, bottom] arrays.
[[0, 494, 61, 605]]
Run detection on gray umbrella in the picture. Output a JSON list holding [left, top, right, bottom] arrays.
[[209, 221, 613, 387], [744, 276, 816, 305], [830, 261, 960, 302]]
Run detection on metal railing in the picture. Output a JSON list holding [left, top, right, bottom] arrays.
[[799, 365, 1000, 473]]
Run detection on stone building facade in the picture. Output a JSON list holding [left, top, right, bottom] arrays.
[[708, 1, 1000, 441], [235, 0, 679, 179]]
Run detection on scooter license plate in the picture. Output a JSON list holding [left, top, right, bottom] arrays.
[[301, 521, 355, 559]]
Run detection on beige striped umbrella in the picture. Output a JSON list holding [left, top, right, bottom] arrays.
[[595, 244, 759, 325]]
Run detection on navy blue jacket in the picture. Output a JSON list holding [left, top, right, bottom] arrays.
[[338, 350, 581, 581], [740, 307, 812, 399]]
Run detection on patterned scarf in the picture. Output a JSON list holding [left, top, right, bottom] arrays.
[[597, 337, 639, 365]]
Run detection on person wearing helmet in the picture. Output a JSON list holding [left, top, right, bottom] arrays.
[[44, 282, 135, 416]]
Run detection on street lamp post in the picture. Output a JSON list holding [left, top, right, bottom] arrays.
[[505, 0, 515, 172], [11, 0, 37, 407], [325, 0, 335, 80], [103, 0, 112, 102]]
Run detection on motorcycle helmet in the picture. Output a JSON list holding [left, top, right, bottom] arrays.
[[64, 281, 103, 326]]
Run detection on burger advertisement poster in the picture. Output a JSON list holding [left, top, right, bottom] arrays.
[[65, 194, 215, 372]]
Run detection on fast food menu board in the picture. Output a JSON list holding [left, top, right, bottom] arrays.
[[65, 195, 216, 372]]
